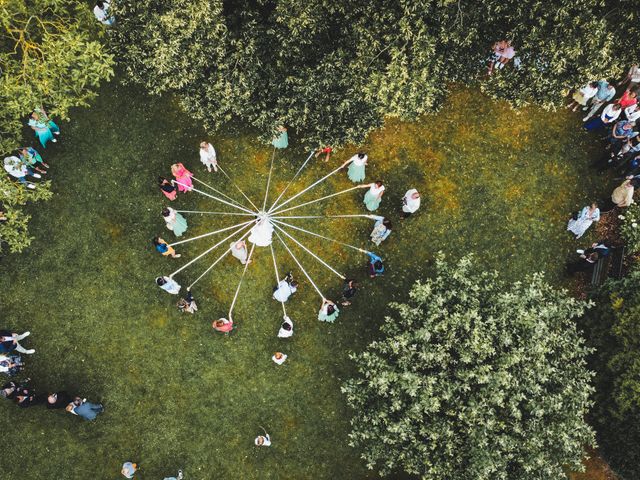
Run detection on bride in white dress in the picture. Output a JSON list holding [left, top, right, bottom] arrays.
[[248, 217, 274, 246]]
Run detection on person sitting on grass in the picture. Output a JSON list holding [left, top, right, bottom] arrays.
[[177, 289, 197, 314], [1, 381, 19, 400], [366, 252, 385, 278], [15, 385, 38, 408], [277, 316, 293, 338], [487, 40, 516, 75], [153, 237, 181, 258], [156, 276, 181, 295], [121, 462, 138, 479], [0, 353, 23, 376], [46, 391, 73, 409], [163, 470, 184, 480], [272, 352, 287, 365], [318, 299, 339, 323], [67, 396, 104, 421], [255, 432, 271, 447], [212, 317, 234, 333], [273, 272, 298, 303], [341, 279, 358, 306], [567, 251, 599, 275], [0, 330, 35, 355], [315, 146, 332, 162]]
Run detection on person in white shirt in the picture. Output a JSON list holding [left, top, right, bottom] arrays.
[[156, 276, 181, 295], [401, 189, 421, 218], [619, 64, 640, 91], [93, 0, 115, 26], [271, 352, 287, 365], [567, 82, 598, 112], [625, 105, 640, 122], [199, 142, 218, 173], [273, 274, 297, 303], [277, 316, 293, 338], [255, 433, 271, 447]]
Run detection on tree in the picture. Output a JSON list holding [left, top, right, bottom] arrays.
[[111, 0, 630, 148], [583, 270, 640, 480], [0, 0, 113, 252], [342, 255, 595, 479]]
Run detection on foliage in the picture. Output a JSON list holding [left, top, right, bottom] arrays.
[[584, 270, 640, 480], [618, 204, 640, 253], [111, 0, 631, 147], [342, 254, 595, 479], [0, 0, 113, 252]]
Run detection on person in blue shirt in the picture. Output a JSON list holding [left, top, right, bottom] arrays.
[[366, 252, 384, 278], [583, 79, 617, 121]]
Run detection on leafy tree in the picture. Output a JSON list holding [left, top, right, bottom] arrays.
[[583, 270, 640, 480], [0, 0, 113, 252], [111, 0, 630, 148], [342, 255, 595, 479]]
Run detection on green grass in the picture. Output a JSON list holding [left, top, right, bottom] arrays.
[[0, 82, 608, 479]]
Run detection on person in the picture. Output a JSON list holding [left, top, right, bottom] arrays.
[[367, 252, 384, 278], [567, 81, 598, 112], [158, 177, 177, 201], [255, 433, 271, 447], [567, 203, 600, 239], [401, 189, 421, 218], [15, 386, 38, 407], [1, 381, 18, 400], [212, 318, 234, 333], [618, 87, 639, 109], [171, 163, 193, 192], [584, 102, 622, 132], [277, 316, 293, 338], [0, 208, 6, 223], [199, 141, 218, 172], [229, 240, 249, 264], [177, 289, 197, 314], [66, 396, 104, 420], [341, 279, 357, 306], [0, 330, 35, 355], [625, 104, 640, 122], [156, 276, 181, 294], [583, 80, 617, 121], [318, 299, 339, 323], [272, 126, 288, 149], [46, 391, 73, 409], [163, 470, 184, 480], [618, 64, 640, 91], [577, 241, 610, 259], [93, 0, 115, 25], [345, 153, 367, 183], [248, 217, 274, 246], [370, 217, 392, 246], [28, 107, 59, 148], [272, 352, 287, 365], [121, 462, 138, 478], [162, 207, 188, 237], [315, 146, 332, 162], [609, 120, 637, 156], [4, 156, 41, 189], [612, 176, 638, 208], [363, 181, 385, 211], [273, 273, 298, 303], [19, 147, 48, 174], [567, 251, 599, 275], [0, 354, 23, 376], [487, 40, 515, 75], [153, 237, 181, 258]]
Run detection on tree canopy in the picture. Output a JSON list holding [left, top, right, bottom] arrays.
[[0, 0, 113, 252], [111, 0, 635, 148], [342, 255, 595, 479], [584, 270, 640, 480]]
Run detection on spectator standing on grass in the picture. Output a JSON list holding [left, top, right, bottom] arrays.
[[618, 64, 640, 91], [583, 79, 617, 121], [341, 279, 358, 306], [4, 156, 41, 189], [567, 81, 598, 112], [584, 103, 621, 131]]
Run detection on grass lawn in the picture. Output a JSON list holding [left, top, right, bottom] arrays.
[[0, 81, 610, 479]]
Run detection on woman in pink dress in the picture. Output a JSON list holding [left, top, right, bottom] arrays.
[[171, 163, 193, 192]]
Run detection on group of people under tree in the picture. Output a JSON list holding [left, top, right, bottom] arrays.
[[565, 65, 640, 275]]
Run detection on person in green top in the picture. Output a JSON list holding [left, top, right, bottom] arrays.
[[19, 147, 48, 175]]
